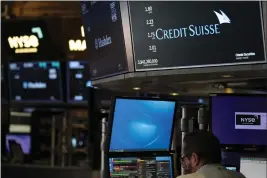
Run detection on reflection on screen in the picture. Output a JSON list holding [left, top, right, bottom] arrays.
[[8, 61, 63, 102], [211, 95, 267, 145], [6, 134, 31, 154], [109, 156, 173, 178], [240, 157, 267, 178], [109, 99, 176, 152], [67, 61, 91, 103]]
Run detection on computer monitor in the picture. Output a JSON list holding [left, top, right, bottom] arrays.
[[109, 98, 176, 152], [6, 134, 31, 154], [109, 156, 173, 178], [66, 60, 91, 103], [8, 61, 63, 103], [240, 157, 267, 178], [225, 166, 237, 171], [210, 94, 267, 146]]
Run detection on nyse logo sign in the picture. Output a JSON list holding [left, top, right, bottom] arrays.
[[68, 26, 87, 51], [236, 114, 260, 125], [235, 112, 267, 130], [8, 27, 43, 54]]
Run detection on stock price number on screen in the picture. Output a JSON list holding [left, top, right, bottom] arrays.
[[145, 6, 153, 14], [137, 58, 158, 66], [148, 32, 156, 40]]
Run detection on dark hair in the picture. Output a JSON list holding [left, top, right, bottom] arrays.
[[183, 131, 222, 164]]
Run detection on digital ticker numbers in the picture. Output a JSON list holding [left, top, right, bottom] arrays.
[[129, 2, 265, 71], [67, 61, 91, 103], [109, 156, 173, 178], [8, 61, 63, 103]]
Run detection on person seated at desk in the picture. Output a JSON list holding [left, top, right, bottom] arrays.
[[178, 131, 245, 178]]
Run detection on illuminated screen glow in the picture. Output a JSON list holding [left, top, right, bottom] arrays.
[[6, 134, 31, 154], [109, 156, 173, 178], [109, 98, 176, 152], [66, 60, 91, 103], [240, 157, 267, 178], [8, 61, 63, 102], [211, 95, 267, 145]]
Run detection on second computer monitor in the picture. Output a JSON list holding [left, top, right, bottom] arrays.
[[109, 155, 174, 178]]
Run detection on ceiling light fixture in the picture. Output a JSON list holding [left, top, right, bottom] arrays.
[[221, 74, 233, 78], [170, 92, 179, 96], [225, 88, 234, 94], [132, 87, 141, 90]]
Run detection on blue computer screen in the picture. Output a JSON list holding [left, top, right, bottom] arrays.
[[109, 98, 176, 152]]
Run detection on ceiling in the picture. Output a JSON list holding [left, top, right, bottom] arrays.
[[2, 2, 267, 96], [1, 1, 81, 19], [92, 64, 267, 96]]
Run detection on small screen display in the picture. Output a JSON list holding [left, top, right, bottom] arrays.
[[8, 61, 63, 102], [225, 166, 237, 171], [109, 156, 173, 178], [240, 157, 267, 178], [211, 95, 267, 146], [6, 134, 31, 154], [66, 61, 91, 103], [109, 98, 176, 152]]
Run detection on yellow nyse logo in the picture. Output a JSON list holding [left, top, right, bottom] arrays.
[[68, 26, 87, 51], [8, 27, 43, 54]]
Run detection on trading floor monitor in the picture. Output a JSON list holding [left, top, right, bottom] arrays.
[[210, 94, 267, 147], [8, 61, 63, 103], [240, 157, 266, 178], [109, 156, 173, 178], [109, 98, 177, 152]]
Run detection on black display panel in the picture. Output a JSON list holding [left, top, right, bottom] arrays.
[[129, 2, 266, 71], [1, 64, 8, 102], [81, 1, 128, 79], [8, 61, 63, 103], [66, 60, 91, 103]]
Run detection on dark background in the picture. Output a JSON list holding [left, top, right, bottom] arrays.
[[81, 1, 128, 79], [129, 1, 265, 71]]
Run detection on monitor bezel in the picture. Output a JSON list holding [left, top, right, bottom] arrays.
[[66, 60, 91, 104], [107, 153, 175, 178], [8, 60, 64, 104], [107, 96, 178, 154], [209, 93, 267, 152]]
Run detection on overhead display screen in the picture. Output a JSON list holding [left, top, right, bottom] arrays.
[[81, 1, 128, 79], [129, 2, 266, 71], [8, 61, 63, 103], [109, 98, 176, 152], [1, 20, 50, 57], [67, 61, 91, 103], [211, 95, 267, 146]]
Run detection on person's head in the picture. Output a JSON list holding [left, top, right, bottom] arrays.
[[181, 131, 222, 174]]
